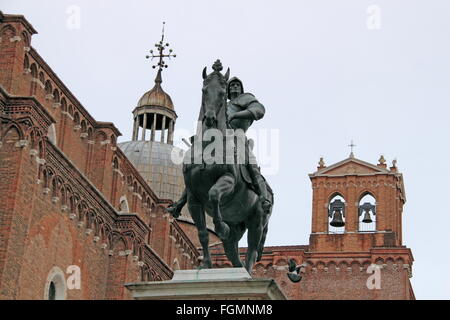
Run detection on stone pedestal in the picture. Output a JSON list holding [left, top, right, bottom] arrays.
[[125, 268, 286, 300]]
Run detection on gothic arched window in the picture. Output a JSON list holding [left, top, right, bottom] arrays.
[[44, 267, 67, 300]]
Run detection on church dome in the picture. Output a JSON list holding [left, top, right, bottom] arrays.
[[118, 140, 216, 233], [118, 140, 184, 201]]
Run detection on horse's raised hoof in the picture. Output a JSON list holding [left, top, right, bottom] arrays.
[[216, 222, 230, 240], [166, 203, 182, 218]]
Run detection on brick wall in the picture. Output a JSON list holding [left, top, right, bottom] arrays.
[[0, 12, 201, 300]]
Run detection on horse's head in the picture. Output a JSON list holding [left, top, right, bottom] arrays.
[[201, 60, 230, 129]]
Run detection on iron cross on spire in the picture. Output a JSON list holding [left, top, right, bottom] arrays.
[[348, 140, 356, 158], [146, 22, 177, 71]]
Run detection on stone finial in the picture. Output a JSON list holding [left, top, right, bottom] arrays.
[[390, 159, 398, 172], [317, 157, 326, 170], [377, 155, 387, 168], [348, 140, 356, 158]]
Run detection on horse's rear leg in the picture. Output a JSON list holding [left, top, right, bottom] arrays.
[[257, 222, 269, 262], [222, 240, 243, 268], [222, 223, 246, 267], [208, 173, 235, 240], [187, 196, 211, 269]]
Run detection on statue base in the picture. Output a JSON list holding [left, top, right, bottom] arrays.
[[125, 268, 286, 300]]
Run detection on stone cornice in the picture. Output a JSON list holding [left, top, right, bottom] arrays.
[[309, 156, 406, 204], [0, 85, 55, 129], [142, 243, 174, 280], [0, 11, 38, 35], [370, 246, 414, 263], [304, 247, 413, 264], [170, 220, 199, 260], [115, 213, 150, 241], [97, 121, 122, 137], [132, 105, 177, 120], [310, 156, 393, 177]]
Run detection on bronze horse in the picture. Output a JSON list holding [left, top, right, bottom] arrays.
[[180, 63, 273, 273]]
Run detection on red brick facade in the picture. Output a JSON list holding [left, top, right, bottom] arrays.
[[0, 12, 414, 300], [0, 12, 200, 300]]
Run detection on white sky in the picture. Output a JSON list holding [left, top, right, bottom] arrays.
[[3, 0, 449, 299]]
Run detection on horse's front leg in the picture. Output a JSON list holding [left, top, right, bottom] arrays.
[[187, 193, 211, 269], [208, 173, 235, 240]]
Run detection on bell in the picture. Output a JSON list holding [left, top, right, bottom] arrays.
[[330, 210, 345, 227], [362, 210, 373, 223]]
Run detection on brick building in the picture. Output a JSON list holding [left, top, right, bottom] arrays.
[[0, 12, 414, 300]]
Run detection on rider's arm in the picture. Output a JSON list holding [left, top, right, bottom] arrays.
[[229, 102, 266, 121], [229, 109, 254, 121], [247, 102, 265, 121]]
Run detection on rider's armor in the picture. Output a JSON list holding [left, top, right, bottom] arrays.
[[226, 77, 272, 213]]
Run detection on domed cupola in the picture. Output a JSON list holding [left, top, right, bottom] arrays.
[[120, 24, 182, 201]]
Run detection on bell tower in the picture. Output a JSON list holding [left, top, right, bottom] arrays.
[[298, 152, 415, 300], [309, 153, 406, 250]]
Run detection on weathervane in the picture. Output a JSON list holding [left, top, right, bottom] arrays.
[[348, 140, 356, 157], [146, 22, 176, 71]]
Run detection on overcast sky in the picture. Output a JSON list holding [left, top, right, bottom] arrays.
[[3, 0, 449, 299]]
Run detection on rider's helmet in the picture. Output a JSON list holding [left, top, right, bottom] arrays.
[[227, 77, 244, 100]]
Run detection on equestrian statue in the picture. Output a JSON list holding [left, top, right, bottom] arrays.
[[167, 60, 273, 273]]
